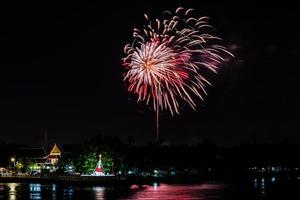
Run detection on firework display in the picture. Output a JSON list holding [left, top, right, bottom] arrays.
[[122, 7, 233, 115]]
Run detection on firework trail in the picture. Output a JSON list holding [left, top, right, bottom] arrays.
[[122, 7, 233, 116]]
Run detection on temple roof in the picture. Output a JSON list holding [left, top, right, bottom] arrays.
[[49, 144, 62, 156]]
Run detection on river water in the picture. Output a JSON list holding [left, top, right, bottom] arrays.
[[0, 177, 299, 199]]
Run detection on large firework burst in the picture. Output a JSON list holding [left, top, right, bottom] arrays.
[[122, 7, 233, 115]]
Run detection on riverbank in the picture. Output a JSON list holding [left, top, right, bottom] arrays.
[[0, 175, 128, 186], [0, 175, 205, 186]]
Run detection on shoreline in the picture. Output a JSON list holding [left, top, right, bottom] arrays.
[[0, 175, 205, 186], [0, 175, 128, 186], [2, 174, 296, 186]]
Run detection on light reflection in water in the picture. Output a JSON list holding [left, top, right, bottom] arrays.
[[123, 183, 225, 200], [261, 178, 265, 189], [52, 184, 56, 200], [29, 183, 42, 200], [63, 186, 74, 199], [253, 178, 257, 189], [252, 176, 281, 196], [1, 181, 282, 200], [7, 183, 19, 200], [271, 177, 276, 183], [153, 182, 158, 191], [93, 186, 105, 200], [261, 178, 265, 196]]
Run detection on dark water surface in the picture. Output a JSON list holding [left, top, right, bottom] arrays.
[[0, 177, 299, 199]]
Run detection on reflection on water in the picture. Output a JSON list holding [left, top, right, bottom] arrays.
[[63, 186, 75, 199], [123, 183, 227, 200], [0, 182, 232, 200], [0, 178, 299, 200], [8, 183, 18, 200], [29, 183, 41, 199], [250, 176, 300, 199], [93, 186, 105, 200], [251, 176, 279, 196], [271, 177, 276, 183], [153, 182, 158, 191], [0, 183, 78, 200], [52, 184, 56, 200]]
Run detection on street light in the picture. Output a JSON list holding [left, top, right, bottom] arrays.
[[10, 157, 16, 173]]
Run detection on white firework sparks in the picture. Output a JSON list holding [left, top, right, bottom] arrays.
[[122, 7, 233, 115]]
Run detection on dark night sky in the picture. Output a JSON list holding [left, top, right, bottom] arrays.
[[0, 1, 299, 146]]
